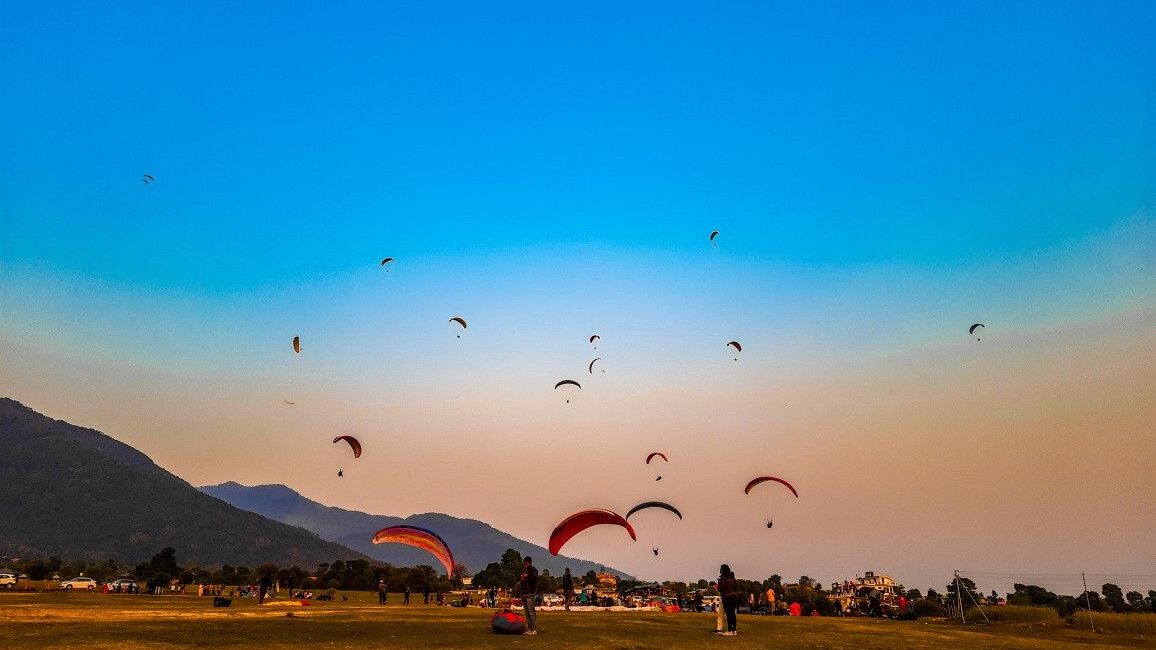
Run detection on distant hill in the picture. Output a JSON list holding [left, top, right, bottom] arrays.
[[200, 481, 629, 578], [0, 397, 368, 567]]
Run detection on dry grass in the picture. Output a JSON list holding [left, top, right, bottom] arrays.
[[1072, 612, 1156, 637], [1, 591, 1153, 649], [965, 605, 1062, 625]]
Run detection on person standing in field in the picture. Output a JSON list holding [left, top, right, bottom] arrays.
[[562, 568, 574, 611], [718, 565, 739, 636], [258, 572, 272, 605], [404, 585, 411, 605], [519, 556, 540, 635], [377, 580, 387, 605]]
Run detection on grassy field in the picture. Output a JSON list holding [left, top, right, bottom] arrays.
[[2, 591, 1153, 649]]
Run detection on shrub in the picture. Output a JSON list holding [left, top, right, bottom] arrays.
[[914, 598, 947, 617]]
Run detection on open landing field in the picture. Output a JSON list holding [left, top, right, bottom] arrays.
[[2, 592, 1152, 649]]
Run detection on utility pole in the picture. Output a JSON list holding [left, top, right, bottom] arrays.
[[954, 570, 966, 624], [1082, 573, 1095, 633]]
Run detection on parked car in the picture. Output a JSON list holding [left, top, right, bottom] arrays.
[[0, 573, 17, 589], [61, 577, 98, 591], [542, 594, 563, 607]]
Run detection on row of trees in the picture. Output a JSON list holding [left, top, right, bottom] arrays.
[[1005, 581, 1156, 616], [8, 550, 1155, 615], [3, 549, 466, 594]]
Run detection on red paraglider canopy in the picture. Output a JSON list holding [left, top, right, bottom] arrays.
[[744, 476, 798, 498], [645, 452, 668, 465], [332, 435, 362, 458], [548, 509, 636, 556]]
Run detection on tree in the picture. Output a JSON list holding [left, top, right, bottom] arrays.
[[1125, 591, 1145, 611], [1077, 590, 1106, 612], [945, 576, 981, 607], [1008, 584, 1058, 608], [471, 562, 507, 589], [583, 570, 599, 587], [498, 549, 523, 587], [1101, 583, 1128, 612], [905, 588, 923, 600], [1148, 590, 1156, 613], [136, 547, 182, 591], [927, 588, 940, 600], [451, 563, 469, 589]]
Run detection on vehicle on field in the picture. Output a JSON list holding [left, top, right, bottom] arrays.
[[827, 571, 901, 616], [61, 577, 98, 591], [0, 573, 17, 588]]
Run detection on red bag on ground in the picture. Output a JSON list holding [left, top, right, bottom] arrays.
[[491, 609, 527, 635]]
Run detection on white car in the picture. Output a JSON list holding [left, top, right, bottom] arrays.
[[0, 573, 17, 589], [61, 577, 98, 591]]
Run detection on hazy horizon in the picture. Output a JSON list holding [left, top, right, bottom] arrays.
[[2, 1, 1153, 600]]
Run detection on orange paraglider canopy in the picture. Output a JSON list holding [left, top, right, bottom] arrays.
[[371, 525, 454, 576]]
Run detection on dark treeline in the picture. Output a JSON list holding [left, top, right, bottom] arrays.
[[7, 549, 1155, 616], [3, 548, 462, 594]]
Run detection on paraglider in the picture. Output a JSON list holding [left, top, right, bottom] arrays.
[[745, 476, 798, 530], [625, 501, 683, 521], [449, 316, 468, 338], [709, 230, 719, 246], [332, 435, 362, 458], [292, 336, 301, 354], [726, 340, 742, 361], [548, 509, 636, 556], [380, 257, 394, 270], [646, 452, 667, 481], [625, 502, 681, 557], [282, 400, 295, 406], [589, 334, 600, 350], [588, 358, 603, 374], [969, 323, 984, 341], [371, 525, 455, 576], [554, 379, 581, 404], [141, 174, 154, 186], [332, 435, 361, 478], [744, 476, 799, 498]]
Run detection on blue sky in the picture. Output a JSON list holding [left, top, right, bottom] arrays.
[[3, 1, 1152, 291], [1, 1, 1153, 591]]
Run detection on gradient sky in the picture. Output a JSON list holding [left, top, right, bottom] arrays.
[[2, 1, 1153, 596]]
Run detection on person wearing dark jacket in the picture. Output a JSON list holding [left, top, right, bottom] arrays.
[[519, 557, 540, 635], [258, 573, 273, 605], [717, 564, 739, 636], [562, 568, 575, 611]]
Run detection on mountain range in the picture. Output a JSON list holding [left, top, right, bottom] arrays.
[[200, 481, 626, 578], [0, 397, 624, 577], [0, 397, 365, 567]]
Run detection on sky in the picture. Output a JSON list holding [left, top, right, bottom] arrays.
[[1, 1, 1154, 596]]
